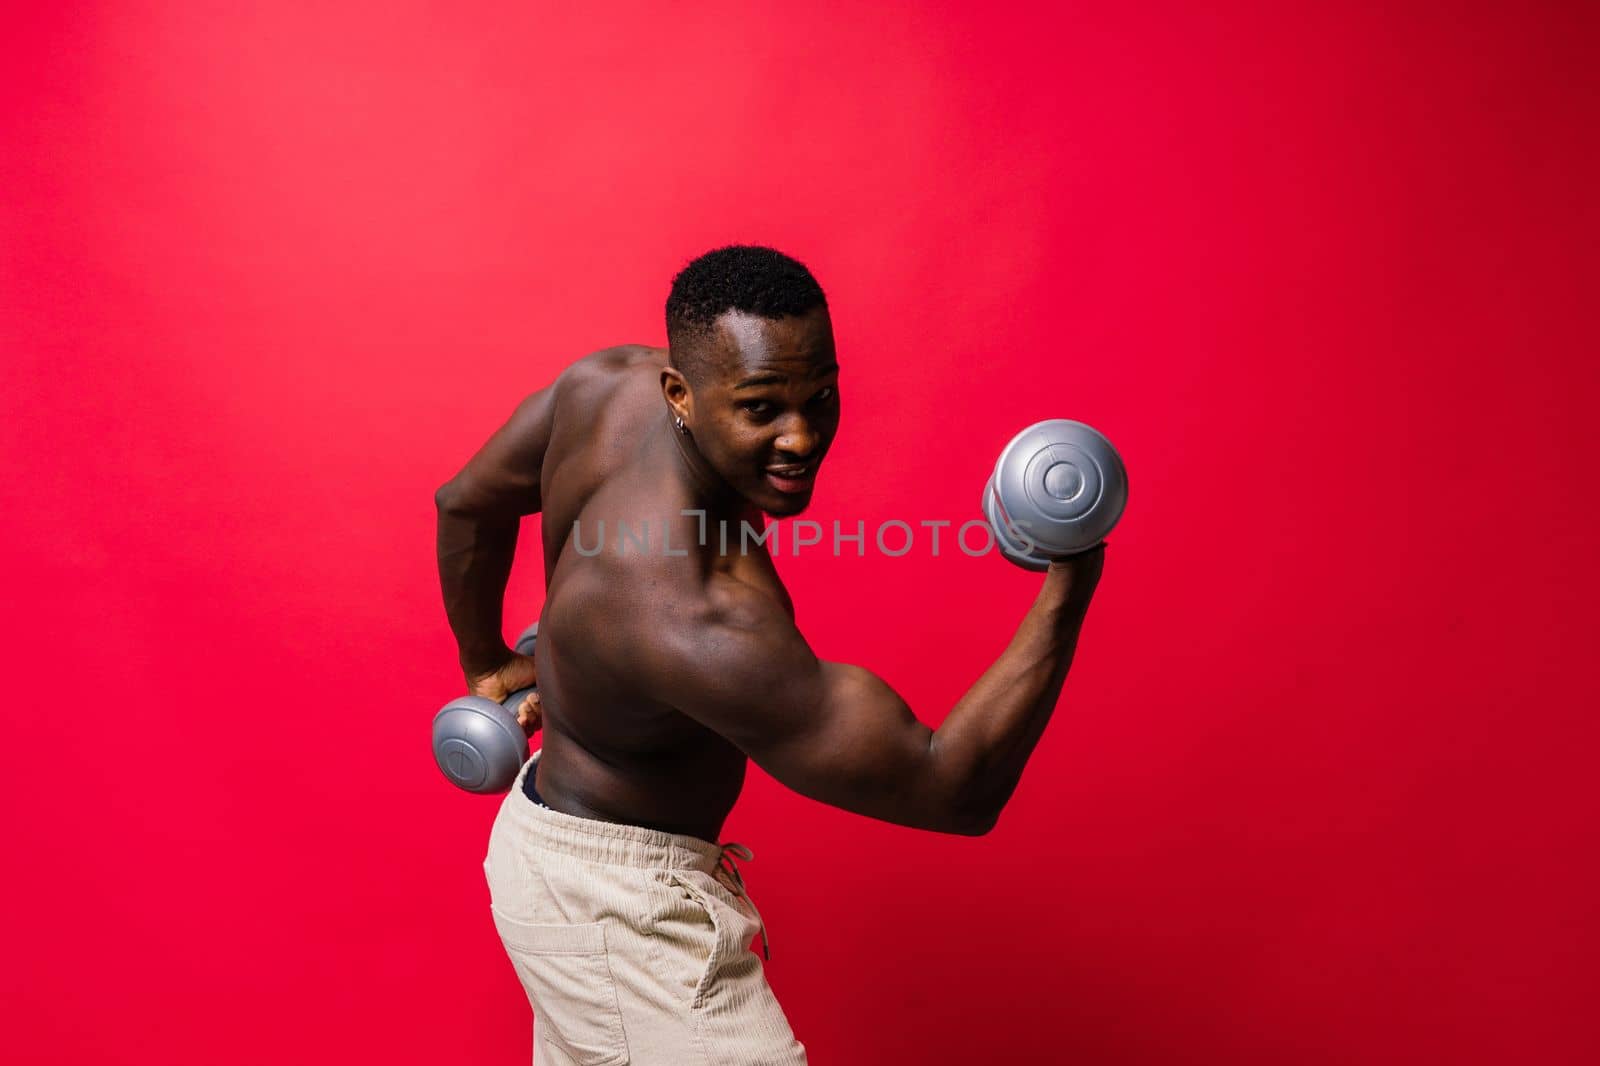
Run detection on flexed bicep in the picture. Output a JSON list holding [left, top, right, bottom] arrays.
[[658, 590, 982, 835]]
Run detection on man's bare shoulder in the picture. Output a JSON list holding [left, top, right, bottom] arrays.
[[662, 574, 810, 685], [561, 344, 666, 388], [616, 572, 825, 752]]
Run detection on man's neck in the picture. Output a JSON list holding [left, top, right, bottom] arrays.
[[662, 408, 749, 527]]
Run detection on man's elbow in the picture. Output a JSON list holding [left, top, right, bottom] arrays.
[[944, 801, 999, 837], [934, 797, 992, 838], [435, 480, 476, 513], [927, 740, 998, 836], [943, 760, 1003, 836]]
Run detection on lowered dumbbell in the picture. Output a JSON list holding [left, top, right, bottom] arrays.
[[432, 621, 540, 794], [982, 419, 1128, 569]]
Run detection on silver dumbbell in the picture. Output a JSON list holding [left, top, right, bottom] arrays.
[[982, 419, 1127, 569], [431, 621, 539, 794]]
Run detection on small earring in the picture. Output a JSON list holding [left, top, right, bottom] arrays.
[[674, 414, 688, 434]]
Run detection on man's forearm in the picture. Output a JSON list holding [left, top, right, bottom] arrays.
[[930, 563, 1098, 830], [435, 501, 521, 677]]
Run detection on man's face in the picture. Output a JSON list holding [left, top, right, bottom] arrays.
[[687, 306, 841, 517]]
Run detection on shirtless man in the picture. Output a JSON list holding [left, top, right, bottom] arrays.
[[435, 245, 1105, 1065]]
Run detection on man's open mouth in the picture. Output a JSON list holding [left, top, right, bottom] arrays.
[[764, 462, 816, 493]]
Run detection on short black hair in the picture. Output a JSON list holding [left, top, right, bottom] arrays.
[[665, 245, 827, 382]]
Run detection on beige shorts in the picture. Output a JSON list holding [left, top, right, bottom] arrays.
[[483, 751, 808, 1066]]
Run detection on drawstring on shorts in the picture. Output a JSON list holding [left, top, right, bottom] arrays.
[[715, 842, 770, 961]]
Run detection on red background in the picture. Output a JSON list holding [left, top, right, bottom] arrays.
[[4, 3, 1596, 1063]]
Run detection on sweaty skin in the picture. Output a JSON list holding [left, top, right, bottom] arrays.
[[436, 306, 1104, 842]]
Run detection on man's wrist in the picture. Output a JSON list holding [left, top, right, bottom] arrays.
[[460, 643, 516, 681]]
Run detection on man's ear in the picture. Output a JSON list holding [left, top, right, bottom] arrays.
[[661, 365, 693, 424]]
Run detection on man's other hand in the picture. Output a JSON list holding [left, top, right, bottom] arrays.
[[466, 653, 543, 736]]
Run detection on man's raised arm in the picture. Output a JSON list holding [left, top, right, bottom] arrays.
[[434, 381, 559, 678], [652, 548, 1105, 836]]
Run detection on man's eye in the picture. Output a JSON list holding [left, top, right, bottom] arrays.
[[741, 401, 774, 416], [811, 386, 835, 403]]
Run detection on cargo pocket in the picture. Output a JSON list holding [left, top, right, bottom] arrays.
[[490, 904, 630, 1066]]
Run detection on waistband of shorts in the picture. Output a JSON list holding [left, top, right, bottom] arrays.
[[499, 750, 727, 874]]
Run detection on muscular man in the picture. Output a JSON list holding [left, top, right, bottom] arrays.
[[435, 246, 1105, 1065]]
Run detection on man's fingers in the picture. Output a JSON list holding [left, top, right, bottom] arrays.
[[517, 692, 543, 734]]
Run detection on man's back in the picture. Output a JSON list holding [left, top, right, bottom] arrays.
[[532, 344, 792, 841]]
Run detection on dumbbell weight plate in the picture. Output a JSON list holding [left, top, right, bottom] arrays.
[[432, 620, 539, 794], [432, 694, 530, 793], [984, 419, 1127, 568], [983, 474, 1051, 570]]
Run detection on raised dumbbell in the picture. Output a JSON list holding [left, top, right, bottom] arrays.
[[432, 620, 540, 794], [982, 419, 1128, 569]]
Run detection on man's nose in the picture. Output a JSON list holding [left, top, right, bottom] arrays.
[[774, 416, 819, 458]]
